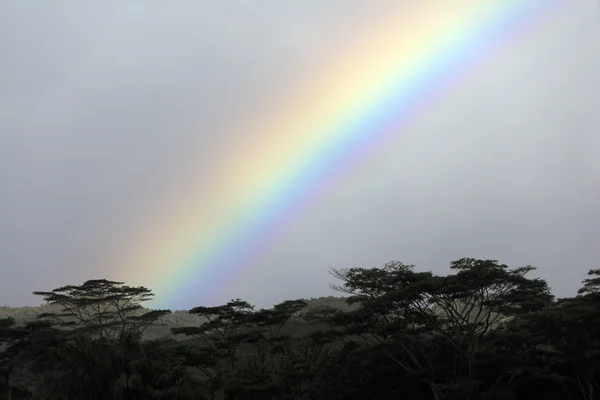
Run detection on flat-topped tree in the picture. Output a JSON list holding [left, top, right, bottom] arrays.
[[248, 299, 308, 340], [578, 268, 600, 299], [172, 299, 257, 372], [328, 258, 554, 399], [33, 279, 170, 340]]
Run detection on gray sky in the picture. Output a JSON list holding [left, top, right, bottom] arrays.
[[1, 1, 599, 310]]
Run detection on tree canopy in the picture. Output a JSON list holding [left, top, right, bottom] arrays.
[[1, 258, 599, 400]]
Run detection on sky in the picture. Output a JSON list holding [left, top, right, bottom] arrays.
[[1, 1, 599, 310]]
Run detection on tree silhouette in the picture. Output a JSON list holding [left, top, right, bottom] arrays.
[[1, 260, 599, 399], [33, 279, 170, 340]]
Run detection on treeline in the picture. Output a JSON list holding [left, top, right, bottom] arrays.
[[1, 258, 599, 399]]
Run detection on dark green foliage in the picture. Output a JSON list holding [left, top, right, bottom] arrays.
[[34, 332, 196, 400], [325, 258, 554, 398], [33, 279, 171, 341], [1, 259, 600, 399]]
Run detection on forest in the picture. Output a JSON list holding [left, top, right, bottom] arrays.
[[1, 257, 599, 400]]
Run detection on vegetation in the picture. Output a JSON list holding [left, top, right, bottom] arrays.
[[1, 258, 599, 399]]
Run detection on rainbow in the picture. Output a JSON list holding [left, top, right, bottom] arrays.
[[122, 1, 563, 310]]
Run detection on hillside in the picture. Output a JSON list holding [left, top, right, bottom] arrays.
[[0, 296, 357, 340]]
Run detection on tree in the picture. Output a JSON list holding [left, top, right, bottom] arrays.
[[248, 299, 307, 341], [578, 268, 600, 298], [27, 279, 181, 400], [5, 259, 600, 399], [36, 332, 196, 400], [328, 258, 553, 399], [172, 299, 314, 399], [519, 269, 600, 400], [172, 299, 256, 373], [33, 279, 170, 340], [0, 318, 58, 400]]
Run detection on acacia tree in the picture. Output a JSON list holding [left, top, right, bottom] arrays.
[[519, 269, 600, 400], [328, 258, 553, 399], [578, 268, 600, 298], [172, 299, 256, 373], [248, 299, 307, 341], [28, 280, 189, 400], [172, 298, 311, 399], [33, 279, 170, 340]]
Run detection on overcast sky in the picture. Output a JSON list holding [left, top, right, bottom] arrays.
[[1, 1, 599, 310]]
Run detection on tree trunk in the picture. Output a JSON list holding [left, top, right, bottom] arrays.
[[5, 370, 11, 400], [428, 381, 443, 400]]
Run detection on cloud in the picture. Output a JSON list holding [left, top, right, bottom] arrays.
[[1, 1, 599, 308]]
